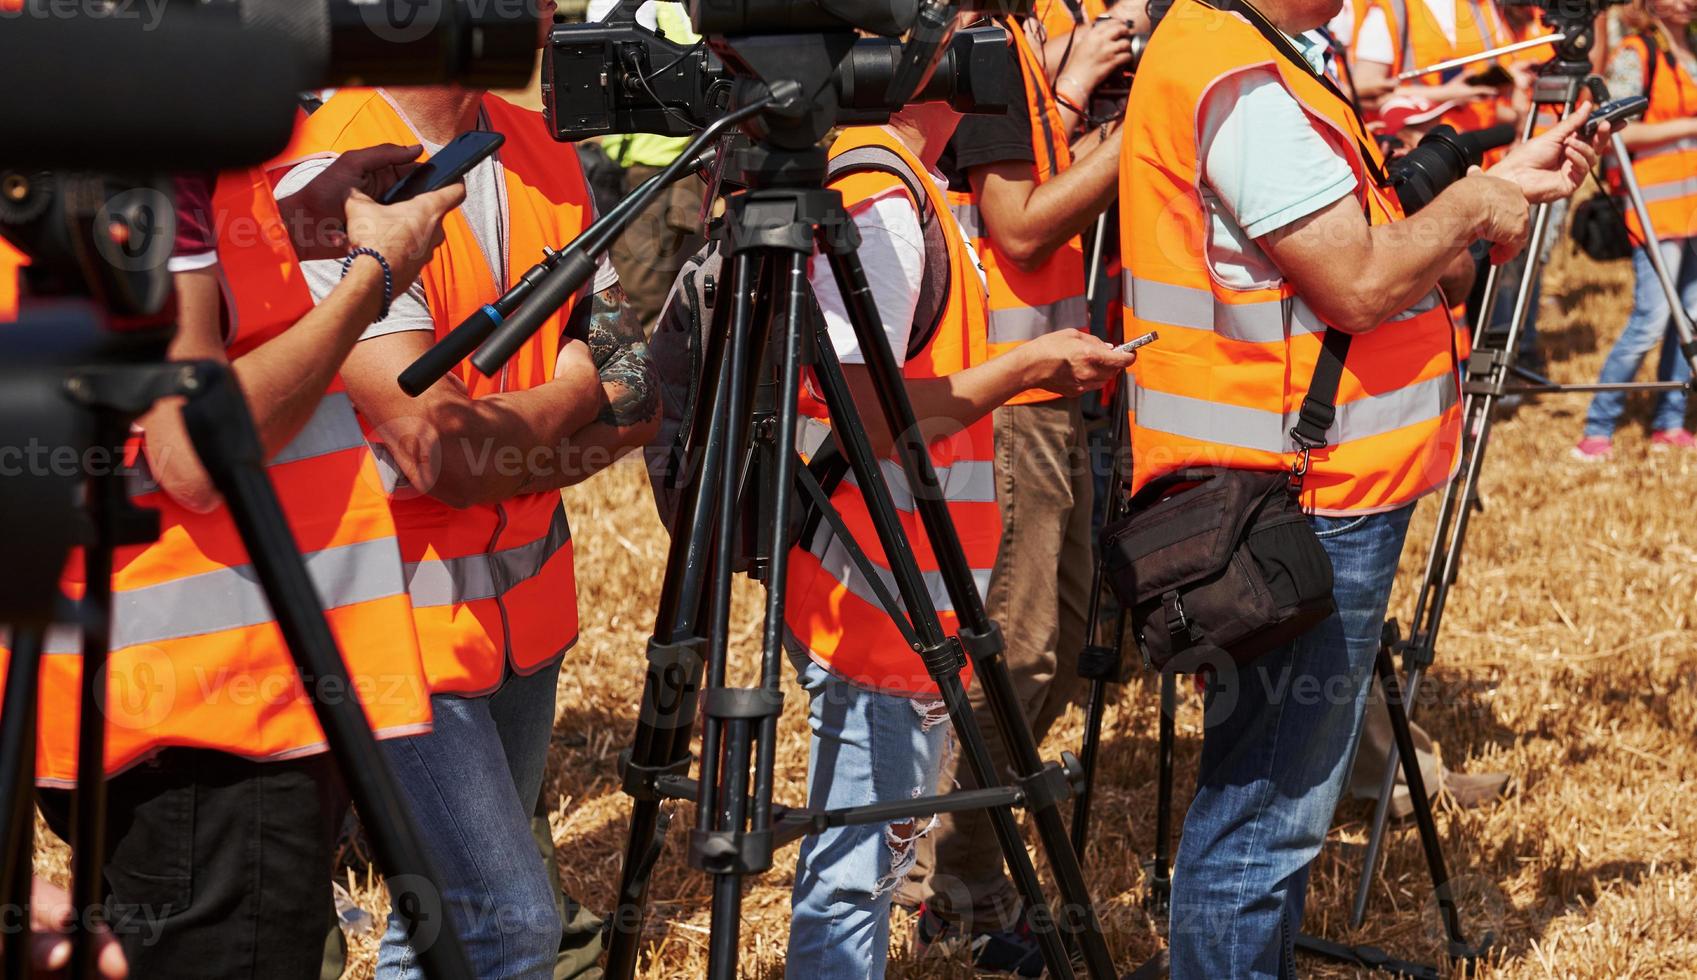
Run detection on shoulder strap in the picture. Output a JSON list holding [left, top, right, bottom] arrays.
[[826, 145, 952, 359], [1640, 30, 1664, 97], [1291, 323, 1353, 450]]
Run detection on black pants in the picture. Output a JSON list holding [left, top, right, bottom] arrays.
[[40, 748, 345, 980]]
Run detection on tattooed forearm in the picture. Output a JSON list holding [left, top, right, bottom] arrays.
[[585, 283, 660, 426]]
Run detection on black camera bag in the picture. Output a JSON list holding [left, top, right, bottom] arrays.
[[1099, 324, 1363, 672], [1100, 467, 1335, 673]]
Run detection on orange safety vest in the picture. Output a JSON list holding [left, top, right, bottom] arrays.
[[1034, 0, 1106, 44], [1122, 0, 1464, 516], [947, 17, 1089, 406], [4, 163, 433, 786], [285, 91, 588, 695], [783, 126, 998, 697], [1612, 33, 1697, 242], [0, 239, 24, 320]]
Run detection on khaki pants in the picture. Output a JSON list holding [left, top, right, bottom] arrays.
[[903, 396, 1095, 930], [606, 163, 706, 334]]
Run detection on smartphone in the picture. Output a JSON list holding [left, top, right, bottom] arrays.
[[1581, 95, 1650, 139], [379, 130, 505, 205], [1116, 330, 1158, 354], [1463, 63, 1514, 88]]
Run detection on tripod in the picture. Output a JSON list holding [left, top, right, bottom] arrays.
[[1349, 45, 1697, 932], [599, 134, 1120, 979], [0, 310, 472, 980]]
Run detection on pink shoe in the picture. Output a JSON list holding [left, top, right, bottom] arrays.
[[1651, 429, 1696, 450], [1572, 436, 1614, 461]]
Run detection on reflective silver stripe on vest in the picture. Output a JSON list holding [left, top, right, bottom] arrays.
[[797, 418, 996, 512], [403, 505, 572, 608], [126, 391, 367, 498], [1637, 176, 1697, 204], [40, 536, 408, 654], [988, 294, 1089, 345], [272, 392, 367, 466], [1124, 275, 1439, 341], [950, 201, 982, 241], [1134, 371, 1458, 453], [807, 531, 992, 618]]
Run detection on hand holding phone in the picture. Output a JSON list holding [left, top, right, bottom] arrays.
[[1116, 330, 1158, 354], [379, 130, 504, 205], [1580, 96, 1649, 140]]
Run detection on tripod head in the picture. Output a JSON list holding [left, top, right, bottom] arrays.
[[1506, 0, 1629, 78]]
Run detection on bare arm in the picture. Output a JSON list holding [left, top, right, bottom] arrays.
[[340, 283, 657, 506], [1619, 115, 1697, 153], [553, 281, 663, 479], [968, 120, 1121, 272], [138, 260, 392, 512], [1262, 110, 1603, 332], [838, 330, 1134, 457], [137, 165, 459, 512], [1259, 177, 1510, 334]]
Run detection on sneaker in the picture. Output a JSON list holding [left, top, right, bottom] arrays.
[[1650, 428, 1696, 451], [1571, 436, 1613, 461], [913, 905, 1045, 977]]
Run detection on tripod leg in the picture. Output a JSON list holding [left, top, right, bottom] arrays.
[[1353, 126, 1563, 927], [1071, 379, 1133, 860], [174, 363, 473, 980], [699, 252, 777, 980], [1149, 669, 1175, 915], [1, 627, 44, 980], [69, 429, 124, 980], [804, 325, 1078, 980], [606, 250, 747, 980], [823, 243, 1117, 979], [1374, 649, 1478, 961]]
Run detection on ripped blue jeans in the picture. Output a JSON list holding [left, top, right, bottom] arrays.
[[786, 646, 950, 980]]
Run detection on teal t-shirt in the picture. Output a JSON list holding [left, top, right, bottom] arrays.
[[1197, 29, 1358, 288]]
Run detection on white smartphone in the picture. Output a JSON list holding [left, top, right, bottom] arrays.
[[1116, 330, 1158, 353]]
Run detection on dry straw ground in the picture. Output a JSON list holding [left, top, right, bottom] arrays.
[[33, 240, 1697, 978]]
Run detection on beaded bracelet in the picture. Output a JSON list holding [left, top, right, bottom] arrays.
[[342, 247, 394, 322]]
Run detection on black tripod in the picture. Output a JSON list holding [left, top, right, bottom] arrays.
[[0, 310, 472, 980], [1350, 36, 1697, 933], [601, 133, 1122, 978]]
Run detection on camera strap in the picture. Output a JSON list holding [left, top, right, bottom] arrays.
[[1201, 0, 1391, 190]]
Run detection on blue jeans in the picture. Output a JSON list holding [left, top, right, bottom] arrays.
[[376, 662, 563, 980], [1169, 505, 1415, 980], [1583, 238, 1697, 438], [787, 651, 949, 980]]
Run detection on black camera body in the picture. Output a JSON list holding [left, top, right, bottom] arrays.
[[542, 10, 1020, 143]]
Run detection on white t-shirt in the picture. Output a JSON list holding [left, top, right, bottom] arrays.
[[273, 98, 617, 339], [808, 159, 985, 367]]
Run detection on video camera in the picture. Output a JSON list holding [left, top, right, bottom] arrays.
[[1, 0, 541, 324], [542, 0, 1020, 143]]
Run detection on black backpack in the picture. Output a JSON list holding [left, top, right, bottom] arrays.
[[644, 145, 954, 535]]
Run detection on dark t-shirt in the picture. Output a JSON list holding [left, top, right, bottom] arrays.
[[171, 172, 218, 261], [938, 90, 1035, 192]]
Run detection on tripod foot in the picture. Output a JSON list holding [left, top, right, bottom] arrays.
[[1295, 932, 1440, 980], [1124, 949, 1169, 980]]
